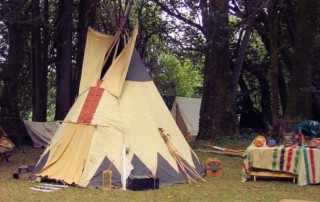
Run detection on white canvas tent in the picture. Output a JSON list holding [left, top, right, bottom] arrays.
[[171, 96, 201, 137], [32, 24, 204, 189], [23, 120, 60, 148]]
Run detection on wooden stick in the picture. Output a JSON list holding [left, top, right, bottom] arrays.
[[59, 120, 109, 128], [204, 144, 246, 153], [101, 0, 133, 68], [196, 149, 244, 157], [159, 128, 205, 183]]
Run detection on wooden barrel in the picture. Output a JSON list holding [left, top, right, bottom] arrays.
[[205, 158, 222, 177]]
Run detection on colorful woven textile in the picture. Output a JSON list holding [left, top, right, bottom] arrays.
[[242, 144, 320, 186]]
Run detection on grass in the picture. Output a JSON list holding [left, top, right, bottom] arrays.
[[1, 140, 320, 202]]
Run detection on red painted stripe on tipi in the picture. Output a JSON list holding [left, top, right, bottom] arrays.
[[77, 80, 104, 124]]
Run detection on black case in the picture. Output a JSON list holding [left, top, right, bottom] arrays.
[[127, 175, 159, 191]]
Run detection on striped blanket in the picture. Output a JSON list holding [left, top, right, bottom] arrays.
[[30, 184, 68, 192], [242, 145, 320, 186]]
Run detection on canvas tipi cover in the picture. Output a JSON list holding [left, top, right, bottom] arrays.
[[32, 25, 204, 188]]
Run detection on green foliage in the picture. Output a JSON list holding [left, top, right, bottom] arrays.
[[154, 54, 203, 98], [46, 71, 56, 121]]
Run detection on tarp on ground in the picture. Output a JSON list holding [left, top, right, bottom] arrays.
[[23, 120, 60, 148]]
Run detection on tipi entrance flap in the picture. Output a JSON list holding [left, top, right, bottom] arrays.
[[78, 27, 114, 95], [38, 124, 95, 185], [100, 24, 139, 97]]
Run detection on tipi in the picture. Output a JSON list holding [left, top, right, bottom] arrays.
[[32, 24, 204, 188]]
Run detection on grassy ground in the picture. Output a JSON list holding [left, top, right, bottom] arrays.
[[1, 140, 320, 202]]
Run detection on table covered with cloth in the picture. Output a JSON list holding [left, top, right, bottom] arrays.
[[242, 145, 320, 186]]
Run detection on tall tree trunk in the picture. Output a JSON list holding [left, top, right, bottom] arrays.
[[43, 0, 49, 118], [72, 0, 90, 102], [55, 0, 73, 120], [268, 1, 280, 126], [250, 65, 272, 126], [0, 24, 24, 119], [198, 0, 238, 140], [32, 0, 47, 122], [0, 1, 27, 120], [285, 0, 317, 119], [0, 1, 29, 147], [230, 22, 253, 106]]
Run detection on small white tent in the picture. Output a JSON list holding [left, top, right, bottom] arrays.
[[171, 96, 201, 137], [32, 24, 204, 188]]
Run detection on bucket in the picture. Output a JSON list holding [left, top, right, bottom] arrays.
[[18, 165, 31, 180]]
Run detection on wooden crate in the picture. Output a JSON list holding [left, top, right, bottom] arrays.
[[205, 158, 222, 177]]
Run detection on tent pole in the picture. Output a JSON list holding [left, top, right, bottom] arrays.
[[121, 143, 127, 190]]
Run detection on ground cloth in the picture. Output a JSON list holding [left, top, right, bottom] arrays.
[[30, 184, 68, 192]]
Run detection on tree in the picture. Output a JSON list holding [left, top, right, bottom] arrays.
[[0, 1, 32, 146], [72, 0, 91, 102], [267, 0, 281, 127], [0, 1, 28, 120], [54, 0, 73, 120], [198, 0, 238, 140], [151, 0, 240, 140], [31, 0, 48, 122], [285, 0, 318, 119], [154, 54, 202, 98]]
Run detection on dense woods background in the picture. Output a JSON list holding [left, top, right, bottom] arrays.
[[0, 0, 319, 142]]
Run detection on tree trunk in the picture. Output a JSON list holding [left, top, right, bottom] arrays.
[[268, 1, 280, 126], [43, 0, 49, 118], [55, 0, 73, 120], [198, 0, 238, 140], [0, 0, 28, 120], [0, 24, 24, 119], [0, 2, 29, 147], [31, 0, 47, 122], [72, 0, 90, 102], [249, 65, 272, 127], [285, 0, 317, 119], [231, 22, 253, 105]]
